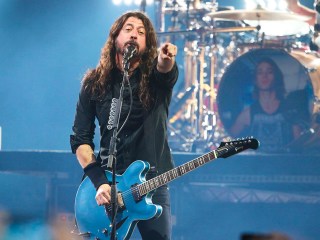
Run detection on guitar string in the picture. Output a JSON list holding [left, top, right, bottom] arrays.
[[117, 150, 218, 202], [117, 144, 237, 201], [105, 141, 252, 207], [118, 158, 204, 201], [121, 153, 210, 197]]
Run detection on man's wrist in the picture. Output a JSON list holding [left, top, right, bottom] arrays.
[[83, 162, 109, 190]]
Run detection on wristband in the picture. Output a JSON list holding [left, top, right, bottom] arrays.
[[83, 162, 109, 190]]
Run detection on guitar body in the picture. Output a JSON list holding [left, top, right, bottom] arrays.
[[75, 160, 163, 240]]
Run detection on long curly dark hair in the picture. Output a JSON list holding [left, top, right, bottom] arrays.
[[82, 11, 158, 109]]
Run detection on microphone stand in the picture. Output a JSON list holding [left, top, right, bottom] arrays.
[[104, 58, 131, 240]]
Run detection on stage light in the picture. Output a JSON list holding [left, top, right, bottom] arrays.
[[244, 0, 258, 10], [112, 0, 122, 5], [267, 0, 277, 10], [112, 0, 154, 6], [124, 0, 133, 5], [278, 1, 288, 11], [245, 0, 288, 10], [133, 0, 154, 5], [256, 0, 266, 9]]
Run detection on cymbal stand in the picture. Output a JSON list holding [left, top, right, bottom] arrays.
[[187, 28, 210, 140], [154, 0, 165, 33], [190, 26, 235, 147], [197, 33, 206, 139], [183, 41, 198, 138], [155, 2, 221, 150], [198, 30, 221, 144], [140, 0, 146, 12], [208, 36, 216, 115], [169, 0, 179, 44], [185, 0, 192, 29]]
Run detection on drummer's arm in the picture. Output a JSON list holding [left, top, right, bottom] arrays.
[[293, 124, 303, 139], [286, 0, 316, 25], [230, 107, 250, 136]]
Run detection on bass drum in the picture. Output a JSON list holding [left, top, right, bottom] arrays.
[[216, 48, 316, 152]]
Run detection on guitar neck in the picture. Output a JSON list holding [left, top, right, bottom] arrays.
[[138, 150, 218, 196]]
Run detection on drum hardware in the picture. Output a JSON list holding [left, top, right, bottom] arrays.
[[206, 8, 311, 22], [140, 0, 146, 12], [156, 26, 258, 37], [289, 50, 320, 102], [308, 67, 317, 73], [313, 96, 320, 114], [283, 126, 316, 153], [196, 41, 206, 138], [163, 1, 216, 15], [167, 37, 219, 146], [162, 0, 217, 32], [155, 2, 219, 150], [185, 0, 194, 29], [206, 6, 311, 47], [179, 34, 234, 147], [169, 85, 196, 124], [159, 32, 258, 150]]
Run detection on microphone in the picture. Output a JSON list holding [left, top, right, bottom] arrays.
[[123, 43, 138, 71]]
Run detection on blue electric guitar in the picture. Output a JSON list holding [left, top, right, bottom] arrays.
[[74, 138, 259, 240]]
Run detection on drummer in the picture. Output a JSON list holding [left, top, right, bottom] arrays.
[[229, 57, 303, 153]]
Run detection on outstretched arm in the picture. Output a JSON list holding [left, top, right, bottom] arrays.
[[157, 42, 178, 73], [286, 0, 316, 25]]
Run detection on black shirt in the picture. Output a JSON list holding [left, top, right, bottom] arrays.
[[249, 101, 293, 152], [70, 60, 179, 174]]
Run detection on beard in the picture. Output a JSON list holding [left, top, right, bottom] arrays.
[[115, 39, 142, 57], [115, 40, 140, 55]]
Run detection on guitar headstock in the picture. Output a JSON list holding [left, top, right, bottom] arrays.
[[217, 137, 259, 158]]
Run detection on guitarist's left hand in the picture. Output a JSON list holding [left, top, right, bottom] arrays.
[[96, 184, 111, 206], [157, 42, 177, 73]]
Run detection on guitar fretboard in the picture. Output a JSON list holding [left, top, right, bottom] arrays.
[[133, 138, 258, 200], [138, 150, 219, 196]]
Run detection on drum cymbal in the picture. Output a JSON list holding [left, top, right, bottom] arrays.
[[156, 26, 257, 37], [163, 7, 211, 15], [209, 26, 258, 33], [207, 9, 311, 21]]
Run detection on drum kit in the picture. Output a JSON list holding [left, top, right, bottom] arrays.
[[156, 1, 320, 153]]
